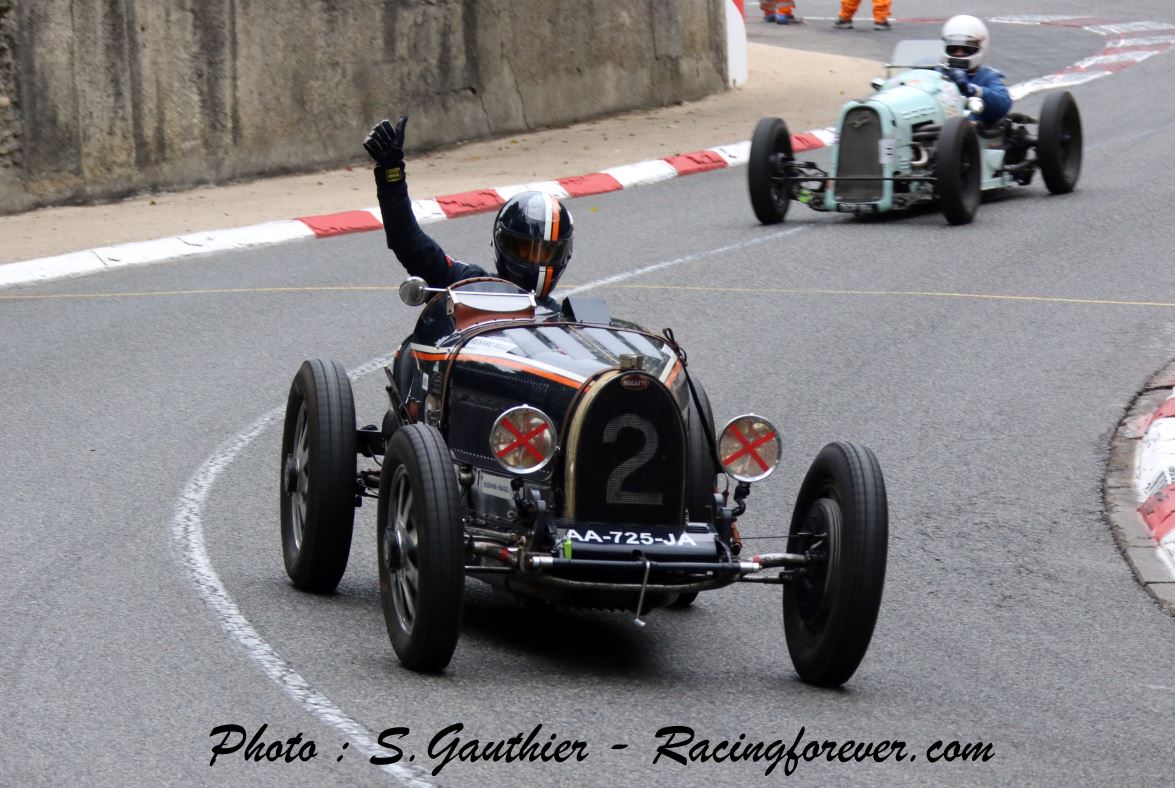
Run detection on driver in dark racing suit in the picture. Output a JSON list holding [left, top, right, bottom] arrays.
[[364, 115, 575, 407], [364, 115, 574, 309]]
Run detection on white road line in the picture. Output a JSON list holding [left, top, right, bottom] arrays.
[[1072, 50, 1162, 69], [1086, 21, 1175, 36], [172, 354, 434, 787], [561, 226, 806, 296], [1010, 71, 1111, 101], [172, 226, 805, 783], [1106, 35, 1175, 48]]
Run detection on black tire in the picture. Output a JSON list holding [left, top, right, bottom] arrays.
[[1037, 91, 1082, 195], [685, 380, 718, 523], [935, 116, 981, 225], [748, 117, 795, 224], [280, 360, 357, 592], [381, 407, 402, 449], [783, 442, 887, 687], [669, 591, 699, 609], [378, 423, 465, 672]]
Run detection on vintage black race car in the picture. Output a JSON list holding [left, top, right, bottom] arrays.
[[279, 277, 889, 687]]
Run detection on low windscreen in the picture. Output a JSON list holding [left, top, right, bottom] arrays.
[[450, 290, 536, 313], [889, 40, 943, 68]]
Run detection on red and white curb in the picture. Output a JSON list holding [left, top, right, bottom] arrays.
[[1, 15, 1170, 291], [1131, 389, 1175, 578]]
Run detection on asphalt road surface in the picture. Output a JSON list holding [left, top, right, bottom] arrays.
[[3, 2, 1175, 785]]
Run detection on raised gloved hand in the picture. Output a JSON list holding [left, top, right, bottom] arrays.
[[364, 116, 408, 169], [948, 68, 975, 97]]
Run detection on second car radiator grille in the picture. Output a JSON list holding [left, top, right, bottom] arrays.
[[836, 106, 884, 203]]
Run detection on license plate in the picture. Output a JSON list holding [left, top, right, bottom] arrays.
[[558, 527, 699, 547]]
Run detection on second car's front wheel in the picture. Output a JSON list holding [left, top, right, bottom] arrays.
[[783, 442, 888, 687], [748, 117, 795, 224], [936, 116, 981, 225], [378, 423, 465, 673]]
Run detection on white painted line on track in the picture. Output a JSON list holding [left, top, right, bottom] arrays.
[[1010, 71, 1112, 101], [172, 224, 806, 784], [562, 226, 806, 297], [172, 355, 435, 787], [1073, 50, 1163, 69], [988, 16, 1091, 25], [1086, 21, 1175, 36], [1106, 35, 1175, 48]]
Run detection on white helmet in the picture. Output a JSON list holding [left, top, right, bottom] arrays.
[[942, 14, 989, 71]]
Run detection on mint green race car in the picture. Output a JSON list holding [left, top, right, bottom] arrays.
[[748, 40, 1082, 226]]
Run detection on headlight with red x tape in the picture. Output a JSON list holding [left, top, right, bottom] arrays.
[[718, 415, 781, 483], [489, 405, 558, 474]]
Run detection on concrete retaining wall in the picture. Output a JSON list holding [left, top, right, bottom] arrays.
[[0, 0, 728, 215]]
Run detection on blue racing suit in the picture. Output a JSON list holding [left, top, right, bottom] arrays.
[[965, 65, 1012, 126]]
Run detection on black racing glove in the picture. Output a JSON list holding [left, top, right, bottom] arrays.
[[948, 68, 975, 97], [364, 115, 408, 170]]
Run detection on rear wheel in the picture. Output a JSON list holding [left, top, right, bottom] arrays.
[[748, 117, 795, 224], [378, 423, 465, 672], [783, 442, 888, 687], [1037, 91, 1082, 194], [280, 360, 357, 592], [936, 116, 981, 225]]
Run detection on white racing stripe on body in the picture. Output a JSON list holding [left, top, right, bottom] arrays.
[[175, 225, 808, 784]]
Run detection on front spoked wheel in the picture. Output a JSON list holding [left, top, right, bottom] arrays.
[[783, 442, 888, 687], [748, 117, 796, 224], [378, 423, 464, 672], [280, 359, 356, 592]]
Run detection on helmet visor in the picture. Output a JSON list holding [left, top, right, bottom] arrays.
[[946, 43, 979, 58], [499, 233, 570, 266]]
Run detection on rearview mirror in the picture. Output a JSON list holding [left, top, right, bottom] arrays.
[[871, 78, 885, 91], [398, 276, 429, 307]]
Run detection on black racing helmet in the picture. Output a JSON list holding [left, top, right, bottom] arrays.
[[492, 191, 574, 298]]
